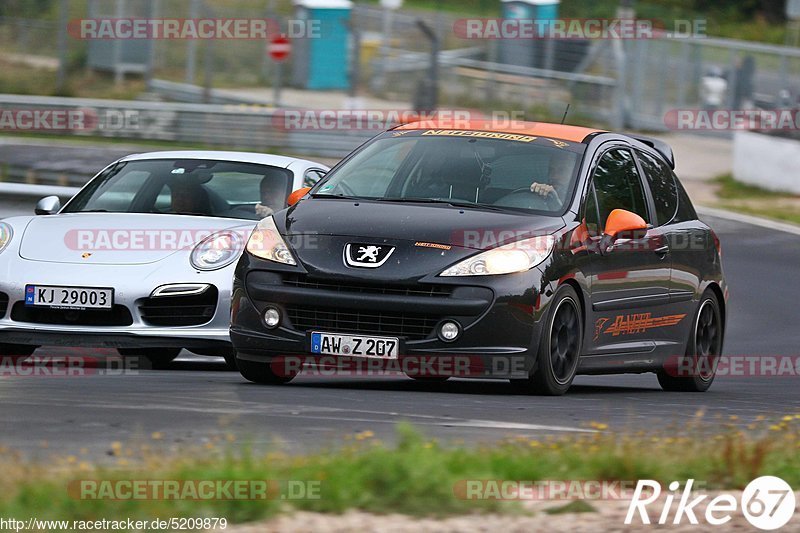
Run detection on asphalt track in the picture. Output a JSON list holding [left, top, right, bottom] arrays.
[[1, 197, 798, 457]]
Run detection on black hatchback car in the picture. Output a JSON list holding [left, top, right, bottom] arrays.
[[230, 121, 727, 395]]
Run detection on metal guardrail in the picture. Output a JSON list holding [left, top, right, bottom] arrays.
[[0, 94, 376, 158], [0, 182, 79, 199]]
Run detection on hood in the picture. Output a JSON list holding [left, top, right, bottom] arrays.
[[282, 197, 565, 250], [19, 213, 253, 265]]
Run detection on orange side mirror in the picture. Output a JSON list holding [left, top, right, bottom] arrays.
[[604, 209, 647, 240], [287, 187, 312, 207]]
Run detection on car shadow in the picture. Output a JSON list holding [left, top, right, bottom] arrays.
[[263, 376, 662, 396]]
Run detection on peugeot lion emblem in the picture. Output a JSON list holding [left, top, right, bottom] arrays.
[[344, 243, 395, 268]]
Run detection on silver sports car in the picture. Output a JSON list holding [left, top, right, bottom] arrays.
[[0, 151, 329, 368]]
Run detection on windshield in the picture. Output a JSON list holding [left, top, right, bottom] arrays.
[[63, 159, 293, 221], [313, 130, 586, 214]]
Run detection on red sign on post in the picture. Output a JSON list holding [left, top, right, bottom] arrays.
[[268, 35, 291, 62]]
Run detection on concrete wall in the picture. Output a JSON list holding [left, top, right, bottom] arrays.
[[733, 130, 800, 194]]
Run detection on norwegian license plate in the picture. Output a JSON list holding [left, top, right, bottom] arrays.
[[25, 285, 114, 310], [311, 332, 399, 359]]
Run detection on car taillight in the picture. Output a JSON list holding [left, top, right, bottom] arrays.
[[711, 230, 722, 258]]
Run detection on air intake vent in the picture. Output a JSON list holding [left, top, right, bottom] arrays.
[[139, 286, 219, 327]]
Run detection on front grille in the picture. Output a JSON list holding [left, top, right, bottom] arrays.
[[10, 303, 133, 326], [286, 306, 441, 340], [0, 292, 8, 318], [139, 286, 219, 327], [282, 274, 451, 298]]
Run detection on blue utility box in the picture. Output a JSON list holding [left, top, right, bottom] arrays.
[[292, 0, 353, 90], [499, 0, 560, 68]]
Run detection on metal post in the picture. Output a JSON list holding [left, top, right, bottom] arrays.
[[113, 0, 125, 84], [144, 0, 156, 86], [273, 62, 283, 107], [485, 40, 497, 105], [374, 4, 395, 92], [56, 0, 68, 94], [262, 0, 276, 83], [202, 3, 214, 104], [186, 0, 199, 84], [416, 19, 439, 111], [346, 19, 361, 99]]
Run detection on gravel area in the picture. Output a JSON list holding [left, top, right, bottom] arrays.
[[226, 491, 800, 532]]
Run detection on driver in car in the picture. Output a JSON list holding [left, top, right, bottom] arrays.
[[529, 152, 576, 206], [255, 176, 288, 218]]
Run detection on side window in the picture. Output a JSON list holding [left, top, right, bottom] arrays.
[[674, 178, 698, 222], [637, 150, 678, 226], [591, 148, 650, 230], [582, 182, 601, 237], [303, 168, 327, 188]]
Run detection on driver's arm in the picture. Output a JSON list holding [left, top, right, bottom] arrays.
[[255, 203, 274, 218], [529, 182, 561, 204]]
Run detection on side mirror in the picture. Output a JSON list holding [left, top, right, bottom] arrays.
[[35, 196, 61, 215], [287, 187, 312, 207], [602, 209, 648, 250]]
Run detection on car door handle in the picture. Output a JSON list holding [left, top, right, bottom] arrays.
[[654, 245, 670, 258]]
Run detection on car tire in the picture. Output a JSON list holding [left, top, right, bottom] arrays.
[[223, 353, 238, 370], [118, 348, 181, 369], [657, 290, 722, 392], [510, 285, 583, 396], [0, 344, 38, 363], [237, 356, 296, 385]]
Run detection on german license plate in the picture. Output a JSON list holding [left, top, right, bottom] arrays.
[[311, 332, 399, 359], [25, 285, 114, 310]]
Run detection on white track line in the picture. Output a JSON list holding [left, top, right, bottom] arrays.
[[697, 205, 800, 237]]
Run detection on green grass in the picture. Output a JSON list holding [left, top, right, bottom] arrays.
[[363, 0, 791, 44], [715, 173, 790, 200], [1, 417, 800, 528], [713, 173, 800, 225], [545, 500, 597, 514], [0, 59, 145, 99]]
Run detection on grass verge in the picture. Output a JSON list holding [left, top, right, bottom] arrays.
[[1, 416, 800, 527], [713, 173, 800, 225]]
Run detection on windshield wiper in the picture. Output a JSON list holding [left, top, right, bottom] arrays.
[[375, 197, 506, 211], [311, 193, 364, 201]]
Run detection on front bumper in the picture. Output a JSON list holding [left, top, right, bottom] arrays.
[[230, 255, 554, 379], [0, 257, 234, 350]]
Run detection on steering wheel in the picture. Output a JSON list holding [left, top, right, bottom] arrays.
[[495, 187, 559, 210]]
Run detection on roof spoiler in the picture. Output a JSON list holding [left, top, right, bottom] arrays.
[[628, 134, 675, 169]]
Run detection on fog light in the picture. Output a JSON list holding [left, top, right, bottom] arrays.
[[263, 307, 281, 329], [439, 321, 460, 342]]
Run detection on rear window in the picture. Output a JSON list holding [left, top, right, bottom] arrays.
[[637, 150, 679, 226]]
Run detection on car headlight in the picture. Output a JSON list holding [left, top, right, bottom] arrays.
[[0, 222, 12, 254], [245, 216, 296, 265], [440, 235, 555, 276], [190, 231, 243, 271]]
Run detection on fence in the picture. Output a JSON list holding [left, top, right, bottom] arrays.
[[2, 2, 800, 134]]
